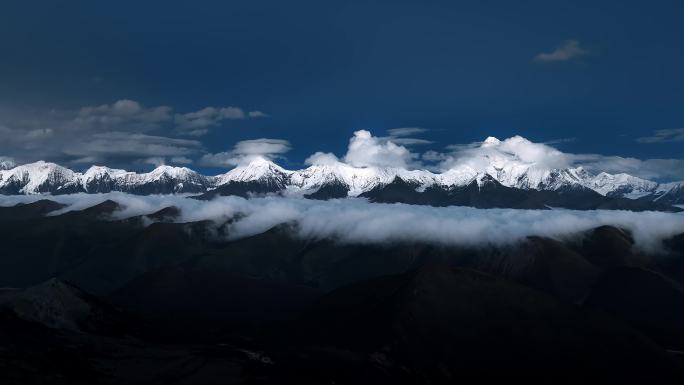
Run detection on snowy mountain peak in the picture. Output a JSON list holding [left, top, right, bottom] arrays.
[[148, 165, 199, 179], [482, 136, 501, 147], [215, 157, 291, 186], [82, 165, 130, 179], [0, 161, 77, 194], [0, 161, 213, 194], [290, 161, 437, 196], [587, 172, 659, 199]]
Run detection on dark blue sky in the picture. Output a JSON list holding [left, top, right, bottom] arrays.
[[1, 0, 682, 175]]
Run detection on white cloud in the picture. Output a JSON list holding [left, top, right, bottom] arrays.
[[299, 131, 681, 181], [232, 138, 291, 156], [637, 128, 684, 143], [496, 136, 569, 168], [437, 135, 571, 171], [534, 40, 588, 63], [200, 138, 292, 167], [429, 135, 684, 180], [2, 194, 683, 253], [343, 130, 417, 168], [305, 152, 340, 166]]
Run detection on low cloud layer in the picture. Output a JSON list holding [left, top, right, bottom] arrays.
[[1, 194, 682, 252]]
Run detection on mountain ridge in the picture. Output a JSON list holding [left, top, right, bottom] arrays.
[[1, 158, 682, 205]]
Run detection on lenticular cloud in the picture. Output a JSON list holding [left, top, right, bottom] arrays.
[[1, 193, 683, 252]]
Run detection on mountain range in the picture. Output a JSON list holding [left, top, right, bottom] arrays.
[[1, 156, 682, 209]]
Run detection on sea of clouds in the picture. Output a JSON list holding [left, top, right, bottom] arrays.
[[2, 193, 684, 252]]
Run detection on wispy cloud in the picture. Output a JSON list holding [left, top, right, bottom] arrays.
[[387, 127, 428, 137], [385, 127, 433, 146], [0, 99, 267, 168], [174, 106, 267, 136], [171, 156, 193, 165], [637, 128, 684, 143], [75, 99, 173, 131], [391, 138, 433, 145], [534, 40, 588, 63], [62, 132, 203, 165], [248, 111, 269, 118], [543, 137, 576, 145]]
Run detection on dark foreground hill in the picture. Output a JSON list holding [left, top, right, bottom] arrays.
[[1, 199, 684, 383], [279, 266, 678, 384]]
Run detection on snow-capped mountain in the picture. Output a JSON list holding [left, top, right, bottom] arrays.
[[79, 166, 133, 193], [214, 157, 292, 190], [585, 172, 659, 199], [648, 181, 684, 205], [0, 161, 80, 194], [0, 161, 212, 195], [114, 165, 212, 194], [580, 172, 683, 204], [209, 157, 683, 206], [0, 155, 682, 205], [425, 136, 585, 191], [289, 161, 436, 196], [433, 164, 592, 192]]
